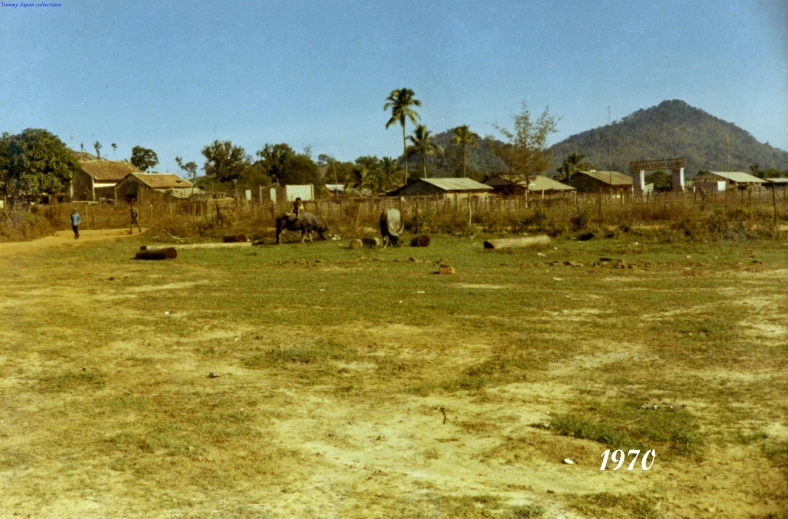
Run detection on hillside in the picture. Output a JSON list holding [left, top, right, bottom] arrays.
[[549, 100, 788, 177]]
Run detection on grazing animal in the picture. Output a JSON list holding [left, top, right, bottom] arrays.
[[275, 211, 328, 244], [380, 208, 404, 248]]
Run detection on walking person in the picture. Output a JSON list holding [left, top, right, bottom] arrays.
[[129, 203, 142, 234], [70, 208, 81, 239]]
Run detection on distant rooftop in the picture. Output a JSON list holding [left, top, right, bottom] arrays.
[[80, 160, 141, 182], [487, 174, 575, 192], [706, 171, 764, 183], [125, 172, 193, 189], [419, 177, 493, 191], [575, 170, 633, 186]]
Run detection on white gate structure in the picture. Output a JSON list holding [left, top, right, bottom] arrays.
[[630, 158, 686, 194]]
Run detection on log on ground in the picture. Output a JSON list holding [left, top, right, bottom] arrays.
[[411, 235, 431, 247], [483, 235, 551, 250], [362, 237, 381, 248], [141, 242, 253, 250], [135, 248, 178, 260]]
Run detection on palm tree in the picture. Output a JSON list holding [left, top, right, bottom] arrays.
[[407, 125, 443, 179], [378, 156, 399, 192], [555, 152, 592, 182], [345, 165, 374, 194], [451, 125, 479, 178], [384, 88, 421, 185], [111, 143, 117, 159]]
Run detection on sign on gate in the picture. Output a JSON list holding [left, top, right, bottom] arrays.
[[630, 158, 685, 173]]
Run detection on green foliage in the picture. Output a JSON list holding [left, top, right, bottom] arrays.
[[406, 124, 444, 179], [552, 400, 702, 456], [645, 170, 672, 191], [255, 143, 321, 186], [554, 151, 593, 181], [130, 146, 159, 172], [0, 129, 81, 199], [201, 140, 247, 184], [493, 101, 559, 179]]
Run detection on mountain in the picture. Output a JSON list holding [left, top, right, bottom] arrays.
[[549, 100, 788, 177]]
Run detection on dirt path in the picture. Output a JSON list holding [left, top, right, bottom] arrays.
[[0, 228, 145, 257]]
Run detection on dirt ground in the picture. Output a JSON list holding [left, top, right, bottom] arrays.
[[1, 231, 786, 518], [0, 228, 145, 256]]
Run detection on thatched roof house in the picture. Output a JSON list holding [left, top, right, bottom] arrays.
[[115, 173, 195, 201], [74, 160, 141, 201]]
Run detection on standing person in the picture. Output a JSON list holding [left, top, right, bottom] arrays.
[[70, 208, 81, 239], [129, 203, 142, 234]]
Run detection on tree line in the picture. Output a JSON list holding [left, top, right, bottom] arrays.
[[0, 87, 635, 201]]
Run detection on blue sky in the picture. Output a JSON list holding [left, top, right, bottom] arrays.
[[1, 0, 786, 174]]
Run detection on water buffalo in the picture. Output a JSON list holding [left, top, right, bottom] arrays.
[[275, 211, 328, 244], [379, 208, 404, 248]]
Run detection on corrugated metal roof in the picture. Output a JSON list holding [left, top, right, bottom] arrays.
[[420, 177, 493, 191], [528, 175, 575, 192], [80, 160, 141, 182], [126, 173, 193, 189], [708, 171, 765, 183], [485, 174, 575, 192], [575, 170, 633, 186], [765, 178, 788, 184]]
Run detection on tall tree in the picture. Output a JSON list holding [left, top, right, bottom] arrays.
[[93, 141, 102, 159], [0, 129, 81, 200], [130, 146, 159, 172], [345, 164, 375, 194], [256, 143, 321, 186], [111, 142, 117, 159], [554, 152, 592, 182], [317, 153, 339, 185], [377, 156, 400, 192], [407, 125, 443, 179], [493, 101, 559, 183], [175, 156, 198, 180], [384, 88, 421, 185], [451, 125, 479, 178], [201, 140, 247, 184]]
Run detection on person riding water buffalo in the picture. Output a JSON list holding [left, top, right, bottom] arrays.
[[285, 197, 305, 221]]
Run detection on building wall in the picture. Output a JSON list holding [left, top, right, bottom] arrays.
[[570, 174, 630, 195], [73, 170, 95, 201], [115, 177, 145, 201], [398, 182, 442, 196], [95, 186, 117, 200]]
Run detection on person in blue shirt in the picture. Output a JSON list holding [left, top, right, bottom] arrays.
[[70, 209, 81, 239]]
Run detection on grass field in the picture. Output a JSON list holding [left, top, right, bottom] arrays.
[[1, 230, 787, 518]]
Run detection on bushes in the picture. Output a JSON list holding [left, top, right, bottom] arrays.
[[0, 207, 54, 241]]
